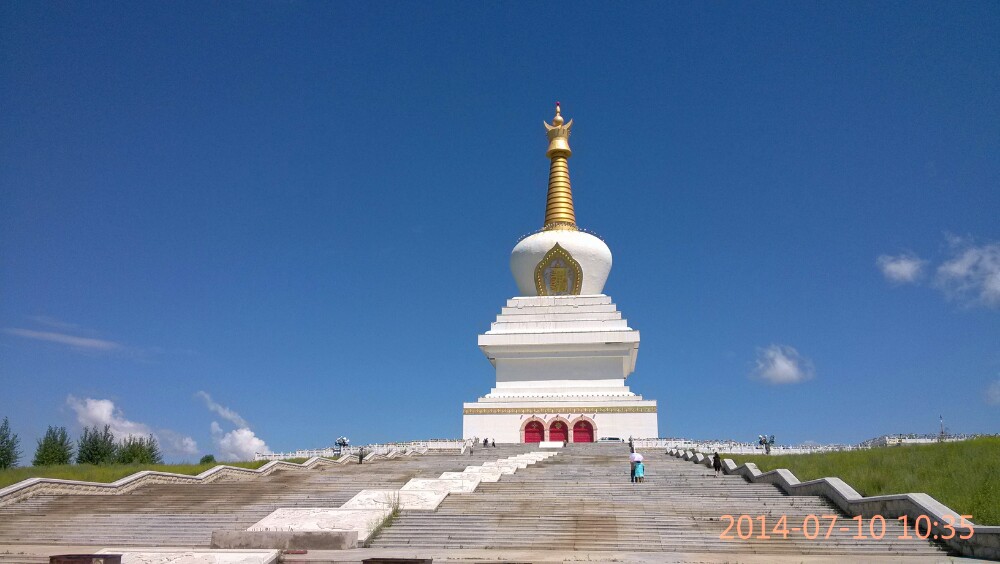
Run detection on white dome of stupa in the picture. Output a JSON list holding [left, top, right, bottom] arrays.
[[511, 230, 612, 296], [509, 103, 613, 297]]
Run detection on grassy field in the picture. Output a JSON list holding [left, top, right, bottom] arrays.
[[0, 460, 270, 490], [729, 436, 999, 526]]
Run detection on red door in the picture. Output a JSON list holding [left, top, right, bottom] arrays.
[[524, 421, 544, 443], [573, 421, 594, 443], [549, 421, 567, 442]]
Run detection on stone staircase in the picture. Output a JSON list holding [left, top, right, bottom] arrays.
[[0, 444, 952, 558], [368, 443, 950, 557], [0, 445, 535, 548]]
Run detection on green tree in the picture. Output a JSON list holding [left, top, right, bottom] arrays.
[[199, 454, 216, 465], [76, 424, 118, 465], [0, 416, 21, 469], [116, 434, 163, 464], [32, 426, 74, 466]]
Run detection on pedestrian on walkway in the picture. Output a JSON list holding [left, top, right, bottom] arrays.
[[634, 460, 645, 483], [629, 451, 643, 483], [712, 452, 722, 477]]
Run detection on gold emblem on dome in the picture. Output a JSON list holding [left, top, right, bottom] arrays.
[[550, 267, 568, 293], [534, 243, 583, 296]]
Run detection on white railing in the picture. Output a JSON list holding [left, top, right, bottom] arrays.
[[261, 436, 993, 461], [254, 439, 465, 461], [636, 434, 992, 454], [631, 438, 865, 455]]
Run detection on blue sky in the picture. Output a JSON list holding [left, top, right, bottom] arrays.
[[1, 2, 997, 461]]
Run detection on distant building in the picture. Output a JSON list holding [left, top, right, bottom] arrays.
[[463, 105, 658, 443]]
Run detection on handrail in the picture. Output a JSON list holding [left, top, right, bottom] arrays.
[[667, 448, 999, 560], [254, 439, 465, 461], [0, 442, 446, 508]]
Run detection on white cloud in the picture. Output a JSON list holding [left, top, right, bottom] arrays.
[[200, 393, 270, 461], [935, 237, 1000, 309], [66, 396, 198, 456], [5, 328, 123, 351], [68, 396, 153, 438], [158, 429, 199, 456], [986, 379, 1000, 406], [876, 253, 927, 284], [752, 344, 815, 384], [211, 423, 270, 460], [28, 316, 81, 331], [195, 391, 249, 428]]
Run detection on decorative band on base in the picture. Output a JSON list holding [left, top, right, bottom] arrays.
[[463, 406, 656, 415]]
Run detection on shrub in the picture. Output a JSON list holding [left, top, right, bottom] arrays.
[[33, 426, 73, 466], [0, 417, 21, 469], [77, 424, 118, 465], [199, 454, 216, 465], [116, 435, 163, 465]]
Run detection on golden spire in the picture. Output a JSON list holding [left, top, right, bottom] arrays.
[[542, 102, 577, 231]]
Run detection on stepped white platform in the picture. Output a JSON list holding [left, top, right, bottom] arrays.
[[243, 451, 558, 545], [464, 294, 657, 443]]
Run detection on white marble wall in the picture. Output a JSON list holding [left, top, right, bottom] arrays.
[[463, 409, 658, 443]]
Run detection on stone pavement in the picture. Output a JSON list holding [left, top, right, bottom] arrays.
[[0, 545, 991, 563], [369, 444, 951, 557], [0, 443, 967, 562]]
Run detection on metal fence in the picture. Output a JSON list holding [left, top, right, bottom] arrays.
[[254, 439, 465, 461], [631, 438, 862, 455]]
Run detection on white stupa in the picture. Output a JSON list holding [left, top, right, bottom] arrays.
[[463, 104, 659, 444]]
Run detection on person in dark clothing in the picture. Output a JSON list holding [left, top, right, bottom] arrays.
[[358, 448, 364, 464], [491, 439, 495, 448], [712, 452, 722, 477]]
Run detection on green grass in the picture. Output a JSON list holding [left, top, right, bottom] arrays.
[[363, 492, 401, 547], [0, 460, 269, 490], [728, 437, 1000, 526]]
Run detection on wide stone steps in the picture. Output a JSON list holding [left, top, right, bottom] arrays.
[[0, 444, 952, 557], [0, 447, 535, 547], [368, 446, 949, 556]]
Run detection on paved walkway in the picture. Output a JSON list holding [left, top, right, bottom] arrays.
[[0, 545, 991, 563], [370, 444, 950, 558], [0, 443, 967, 562]]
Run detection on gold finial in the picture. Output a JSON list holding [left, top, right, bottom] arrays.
[[542, 102, 577, 231]]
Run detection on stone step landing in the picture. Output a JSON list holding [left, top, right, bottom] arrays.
[[240, 451, 558, 545]]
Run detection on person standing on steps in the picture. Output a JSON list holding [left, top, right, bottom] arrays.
[[629, 451, 643, 483], [712, 452, 722, 477], [491, 438, 495, 448], [634, 460, 645, 483], [357, 448, 364, 464]]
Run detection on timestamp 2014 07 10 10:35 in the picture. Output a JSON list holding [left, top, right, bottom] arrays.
[[719, 514, 975, 541]]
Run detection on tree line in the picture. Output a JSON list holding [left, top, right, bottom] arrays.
[[0, 416, 166, 468]]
